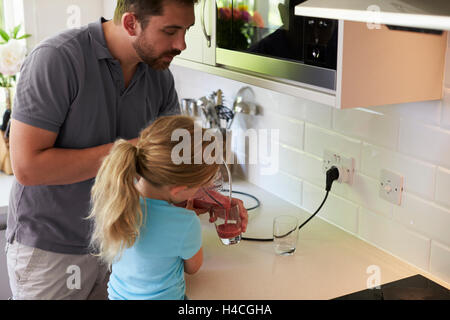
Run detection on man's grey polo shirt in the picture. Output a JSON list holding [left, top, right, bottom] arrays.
[[7, 18, 181, 254]]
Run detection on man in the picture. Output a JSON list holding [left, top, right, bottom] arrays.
[[6, 0, 248, 300]]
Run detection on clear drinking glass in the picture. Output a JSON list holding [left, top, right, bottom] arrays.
[[211, 204, 242, 245], [273, 215, 299, 255]]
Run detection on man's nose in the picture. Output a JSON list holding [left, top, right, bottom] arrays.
[[173, 31, 187, 52]]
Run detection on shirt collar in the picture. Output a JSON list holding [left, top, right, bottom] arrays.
[[88, 17, 114, 60]]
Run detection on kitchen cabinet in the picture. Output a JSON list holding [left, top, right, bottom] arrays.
[[178, 0, 216, 66], [174, 1, 448, 109], [335, 21, 447, 109]]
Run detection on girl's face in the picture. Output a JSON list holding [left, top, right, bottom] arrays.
[[168, 185, 201, 203], [169, 176, 219, 203]]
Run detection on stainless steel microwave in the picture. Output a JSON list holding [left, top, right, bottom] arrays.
[[215, 0, 338, 90]]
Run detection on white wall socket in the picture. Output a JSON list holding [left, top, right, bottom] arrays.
[[322, 150, 355, 185], [379, 169, 403, 205]]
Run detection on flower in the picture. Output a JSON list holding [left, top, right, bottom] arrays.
[[252, 11, 264, 28], [0, 39, 26, 76], [0, 25, 31, 88], [217, 5, 260, 50], [218, 7, 232, 20]]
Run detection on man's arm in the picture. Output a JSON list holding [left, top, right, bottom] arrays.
[[10, 120, 137, 186]]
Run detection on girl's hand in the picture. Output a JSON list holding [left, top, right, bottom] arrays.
[[208, 198, 248, 233], [233, 198, 248, 233]]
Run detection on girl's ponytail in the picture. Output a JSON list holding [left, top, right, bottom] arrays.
[[89, 115, 220, 266], [89, 139, 143, 266]]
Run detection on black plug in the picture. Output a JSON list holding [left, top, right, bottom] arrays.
[[326, 166, 340, 191]]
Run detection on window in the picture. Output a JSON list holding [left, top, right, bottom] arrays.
[[0, 0, 4, 30], [1, 0, 25, 33]]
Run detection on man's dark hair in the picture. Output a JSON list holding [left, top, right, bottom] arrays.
[[114, 0, 198, 29]]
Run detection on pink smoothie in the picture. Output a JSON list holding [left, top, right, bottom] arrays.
[[216, 223, 241, 239], [174, 190, 232, 212]]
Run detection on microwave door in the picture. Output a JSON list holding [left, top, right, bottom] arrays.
[[215, 0, 337, 90]]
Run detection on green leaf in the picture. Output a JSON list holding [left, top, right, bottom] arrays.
[[12, 24, 22, 39], [16, 34, 31, 40], [0, 29, 9, 42]]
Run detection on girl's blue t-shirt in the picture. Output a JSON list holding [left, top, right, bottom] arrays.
[[108, 197, 202, 300]]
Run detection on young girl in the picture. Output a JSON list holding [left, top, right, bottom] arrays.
[[88, 115, 220, 300]]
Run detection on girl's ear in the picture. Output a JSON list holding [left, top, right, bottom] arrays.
[[169, 185, 189, 197]]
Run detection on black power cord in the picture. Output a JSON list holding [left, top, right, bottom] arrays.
[[222, 189, 261, 211], [241, 166, 340, 242]]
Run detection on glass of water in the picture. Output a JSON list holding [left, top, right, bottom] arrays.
[[273, 215, 299, 255]]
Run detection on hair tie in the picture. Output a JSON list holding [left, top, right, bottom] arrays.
[[134, 145, 140, 156]]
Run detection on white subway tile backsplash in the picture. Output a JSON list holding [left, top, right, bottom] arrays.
[[258, 170, 303, 208], [332, 173, 393, 219], [399, 120, 450, 168], [359, 208, 431, 271], [303, 182, 359, 234], [304, 124, 362, 169], [442, 88, 450, 130], [365, 100, 442, 127], [430, 242, 450, 284], [333, 108, 400, 150], [278, 146, 323, 187], [435, 167, 450, 209], [257, 93, 333, 129], [171, 60, 450, 285], [269, 93, 306, 120], [393, 193, 450, 247], [254, 111, 304, 150], [303, 101, 333, 129], [361, 143, 436, 200]]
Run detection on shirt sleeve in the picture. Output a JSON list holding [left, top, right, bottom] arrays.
[[157, 70, 181, 117], [12, 46, 77, 133], [179, 214, 202, 260]]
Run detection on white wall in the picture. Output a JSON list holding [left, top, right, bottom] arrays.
[[103, 0, 116, 20], [22, 0, 104, 51], [170, 35, 450, 286]]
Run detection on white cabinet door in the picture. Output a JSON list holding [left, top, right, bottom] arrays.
[[178, 0, 216, 66]]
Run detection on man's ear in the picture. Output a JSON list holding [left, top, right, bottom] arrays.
[[122, 13, 139, 36]]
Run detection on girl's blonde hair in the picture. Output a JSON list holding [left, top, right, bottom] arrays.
[[88, 115, 220, 265]]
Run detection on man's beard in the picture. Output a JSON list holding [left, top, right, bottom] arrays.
[[133, 35, 181, 70]]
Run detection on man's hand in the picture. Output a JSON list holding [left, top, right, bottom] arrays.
[[10, 120, 136, 186]]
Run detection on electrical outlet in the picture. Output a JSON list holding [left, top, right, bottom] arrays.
[[379, 169, 403, 205], [322, 150, 355, 184]]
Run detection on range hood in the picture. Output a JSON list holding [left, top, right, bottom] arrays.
[[295, 0, 450, 31]]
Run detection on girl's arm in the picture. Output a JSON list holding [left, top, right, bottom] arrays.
[[184, 247, 203, 274]]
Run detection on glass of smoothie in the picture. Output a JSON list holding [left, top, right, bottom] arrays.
[[211, 203, 242, 245]]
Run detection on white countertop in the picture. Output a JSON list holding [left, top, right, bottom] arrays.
[[186, 179, 449, 299], [0, 174, 448, 297]]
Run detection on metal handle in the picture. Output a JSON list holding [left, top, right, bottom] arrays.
[[201, 0, 211, 48]]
